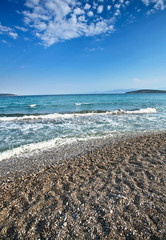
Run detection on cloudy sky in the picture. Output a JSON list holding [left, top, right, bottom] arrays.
[[0, 0, 166, 94]]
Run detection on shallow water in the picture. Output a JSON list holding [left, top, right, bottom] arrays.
[[0, 93, 166, 160]]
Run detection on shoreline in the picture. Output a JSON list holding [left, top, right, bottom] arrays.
[[0, 131, 166, 239], [0, 130, 165, 180]]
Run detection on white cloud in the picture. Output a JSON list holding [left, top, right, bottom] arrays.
[[86, 47, 104, 52], [8, 32, 18, 39], [23, 10, 50, 22], [0, 23, 12, 33], [97, 5, 104, 13], [93, 2, 98, 9], [21, 0, 166, 47], [154, 0, 165, 10], [15, 26, 28, 32], [142, 0, 149, 5], [84, 3, 91, 10], [45, 0, 72, 20], [2, 40, 7, 44], [115, 4, 121, 8], [23, 0, 116, 46], [107, 5, 111, 10], [147, 8, 155, 14], [25, 0, 41, 8], [87, 11, 94, 17], [74, 7, 84, 15], [125, 1, 130, 5], [78, 15, 86, 22], [141, 0, 166, 10], [0, 23, 18, 39], [34, 21, 47, 31], [114, 9, 121, 16]]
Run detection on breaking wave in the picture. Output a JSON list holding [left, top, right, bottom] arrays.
[[75, 103, 91, 106], [0, 135, 108, 161], [113, 108, 157, 114], [0, 138, 74, 161], [0, 108, 157, 122], [29, 104, 37, 108]]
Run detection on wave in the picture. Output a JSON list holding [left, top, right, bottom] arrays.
[[29, 104, 37, 108], [0, 138, 75, 161], [0, 108, 157, 122], [112, 108, 157, 114], [75, 103, 91, 106], [0, 135, 109, 161]]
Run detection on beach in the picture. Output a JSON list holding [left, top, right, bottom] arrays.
[[0, 132, 166, 239], [1, 0, 166, 238]]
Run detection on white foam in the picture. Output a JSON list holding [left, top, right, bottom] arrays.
[[0, 113, 62, 121], [0, 108, 157, 122], [110, 108, 157, 115], [75, 103, 90, 106], [29, 104, 37, 108], [128, 108, 157, 114], [0, 135, 111, 161], [0, 138, 75, 161]]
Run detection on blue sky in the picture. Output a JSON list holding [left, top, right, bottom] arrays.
[[0, 0, 166, 95]]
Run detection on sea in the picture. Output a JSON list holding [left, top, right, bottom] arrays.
[[0, 93, 166, 161]]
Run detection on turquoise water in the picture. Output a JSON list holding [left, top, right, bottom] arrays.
[[0, 94, 166, 160]]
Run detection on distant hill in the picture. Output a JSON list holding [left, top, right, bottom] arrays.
[[125, 89, 166, 94], [93, 89, 138, 94], [0, 93, 17, 97]]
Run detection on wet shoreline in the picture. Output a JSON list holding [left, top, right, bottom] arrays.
[[0, 131, 165, 179]]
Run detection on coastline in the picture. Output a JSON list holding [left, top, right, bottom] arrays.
[[0, 130, 165, 179], [0, 131, 166, 239]]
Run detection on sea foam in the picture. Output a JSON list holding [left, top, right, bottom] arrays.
[[0, 137, 75, 161], [0, 108, 157, 122], [0, 135, 109, 161], [29, 104, 37, 108], [75, 103, 90, 106]]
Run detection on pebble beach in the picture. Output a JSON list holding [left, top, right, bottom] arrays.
[[1, 0, 166, 238], [0, 132, 166, 239]]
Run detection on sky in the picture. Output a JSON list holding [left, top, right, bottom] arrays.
[[0, 0, 166, 95]]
